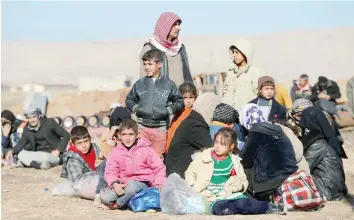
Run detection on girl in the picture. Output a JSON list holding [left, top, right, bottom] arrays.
[[166, 82, 197, 152], [101, 119, 166, 210], [185, 127, 285, 215]]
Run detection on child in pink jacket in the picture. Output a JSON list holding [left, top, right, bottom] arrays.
[[100, 119, 166, 210]]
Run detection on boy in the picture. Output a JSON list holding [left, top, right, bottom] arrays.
[[101, 119, 166, 210], [249, 76, 286, 123], [126, 49, 184, 158]]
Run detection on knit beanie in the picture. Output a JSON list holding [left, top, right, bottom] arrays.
[[240, 104, 266, 130], [1, 110, 16, 124], [258, 76, 275, 91], [212, 103, 239, 124], [193, 92, 221, 126], [109, 107, 132, 128]]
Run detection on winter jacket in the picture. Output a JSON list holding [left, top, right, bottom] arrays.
[[301, 130, 347, 201], [311, 80, 341, 103], [165, 110, 213, 178], [300, 107, 347, 158], [13, 118, 70, 154], [104, 138, 166, 188], [125, 76, 184, 128], [249, 97, 287, 123], [240, 122, 298, 200], [277, 124, 310, 174], [61, 144, 100, 182], [222, 39, 261, 112], [139, 43, 193, 87], [275, 84, 293, 110], [185, 148, 248, 196], [290, 83, 312, 102]]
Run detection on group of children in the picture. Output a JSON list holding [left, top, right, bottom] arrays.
[[56, 47, 334, 216]]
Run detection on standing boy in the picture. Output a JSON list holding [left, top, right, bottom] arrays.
[[126, 49, 184, 158]]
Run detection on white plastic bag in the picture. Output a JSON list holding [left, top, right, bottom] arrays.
[[160, 173, 211, 215], [52, 180, 76, 197]]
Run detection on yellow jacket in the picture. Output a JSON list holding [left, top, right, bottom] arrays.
[[185, 148, 248, 201], [275, 84, 292, 110]]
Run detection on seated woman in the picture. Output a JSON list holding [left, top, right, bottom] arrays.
[[290, 99, 348, 201], [165, 92, 221, 178], [185, 128, 286, 215], [239, 104, 298, 201]]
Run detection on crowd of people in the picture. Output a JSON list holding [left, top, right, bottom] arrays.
[[1, 11, 351, 216]]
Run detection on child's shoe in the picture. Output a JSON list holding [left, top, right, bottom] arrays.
[[266, 203, 287, 215], [94, 194, 102, 208]]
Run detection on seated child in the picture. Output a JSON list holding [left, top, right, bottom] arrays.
[[209, 103, 238, 138], [94, 106, 131, 207], [185, 127, 286, 215], [100, 119, 167, 210], [126, 49, 184, 158], [61, 126, 99, 182], [166, 82, 197, 153], [249, 76, 286, 123]]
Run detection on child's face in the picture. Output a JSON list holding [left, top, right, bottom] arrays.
[[213, 135, 234, 157], [231, 49, 246, 66], [118, 128, 138, 148], [73, 137, 91, 154], [143, 60, 162, 78], [183, 92, 196, 108], [260, 85, 275, 99]]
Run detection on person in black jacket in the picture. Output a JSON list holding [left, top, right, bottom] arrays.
[[239, 104, 298, 201], [311, 76, 341, 104], [5, 108, 70, 170], [126, 49, 184, 158], [249, 76, 286, 124]]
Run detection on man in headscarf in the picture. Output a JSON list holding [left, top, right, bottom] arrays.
[[5, 107, 70, 170], [139, 12, 193, 87], [311, 76, 341, 104]]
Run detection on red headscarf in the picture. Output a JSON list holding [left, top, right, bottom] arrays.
[[68, 143, 97, 171], [153, 12, 182, 49]]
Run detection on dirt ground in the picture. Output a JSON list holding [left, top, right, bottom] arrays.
[[1, 130, 353, 220]]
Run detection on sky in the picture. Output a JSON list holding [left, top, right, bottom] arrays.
[[2, 1, 354, 42]]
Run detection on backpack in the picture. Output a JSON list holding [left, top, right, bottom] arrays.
[[347, 77, 354, 118]]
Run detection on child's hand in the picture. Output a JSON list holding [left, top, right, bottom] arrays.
[[113, 183, 125, 196], [155, 185, 163, 191]]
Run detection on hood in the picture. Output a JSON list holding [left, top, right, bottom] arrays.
[[230, 38, 254, 65], [153, 12, 181, 46], [193, 92, 221, 126], [250, 122, 284, 137]]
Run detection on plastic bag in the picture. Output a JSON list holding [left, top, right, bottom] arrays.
[[128, 187, 161, 212], [160, 173, 211, 215], [52, 180, 76, 197]]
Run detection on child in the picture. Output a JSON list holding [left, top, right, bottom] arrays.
[[61, 126, 99, 182], [185, 127, 285, 215], [249, 76, 286, 123], [101, 119, 166, 210], [94, 106, 131, 207], [126, 49, 184, 158], [166, 82, 197, 152]]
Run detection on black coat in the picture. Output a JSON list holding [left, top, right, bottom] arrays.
[[301, 130, 347, 201], [249, 98, 287, 123], [13, 118, 70, 154], [300, 107, 347, 158], [311, 80, 341, 103], [165, 110, 212, 178], [240, 122, 298, 201], [126, 76, 184, 127]]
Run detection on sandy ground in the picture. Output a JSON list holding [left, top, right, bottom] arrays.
[[1, 130, 354, 220]]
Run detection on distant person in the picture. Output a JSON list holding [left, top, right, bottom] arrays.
[[311, 76, 341, 104], [5, 108, 70, 170], [166, 82, 197, 153], [275, 84, 292, 110], [126, 49, 184, 158], [222, 39, 261, 111], [290, 74, 312, 102], [139, 12, 193, 87], [249, 76, 287, 123], [1, 110, 20, 159]]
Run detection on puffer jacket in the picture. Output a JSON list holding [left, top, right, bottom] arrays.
[[301, 130, 347, 201], [126, 76, 184, 127], [222, 39, 261, 112], [240, 122, 298, 200]]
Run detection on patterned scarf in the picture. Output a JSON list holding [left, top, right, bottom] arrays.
[[291, 98, 313, 121], [240, 104, 265, 130], [148, 12, 182, 56]]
